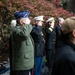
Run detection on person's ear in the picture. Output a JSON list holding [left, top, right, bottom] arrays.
[[19, 19, 22, 24], [19, 19, 25, 26], [72, 29, 75, 37]]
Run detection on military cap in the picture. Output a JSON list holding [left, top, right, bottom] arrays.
[[61, 17, 75, 34], [46, 17, 55, 23], [34, 15, 44, 21], [14, 10, 30, 19]]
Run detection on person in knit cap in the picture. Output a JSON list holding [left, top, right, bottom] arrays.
[[45, 17, 56, 74], [52, 17, 75, 75], [31, 15, 44, 75], [10, 10, 34, 75]]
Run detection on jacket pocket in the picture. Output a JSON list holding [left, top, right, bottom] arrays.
[[35, 43, 44, 56], [24, 52, 34, 59], [26, 37, 32, 46]]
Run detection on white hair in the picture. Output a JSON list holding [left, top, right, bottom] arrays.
[[58, 17, 64, 22], [11, 20, 16, 28]]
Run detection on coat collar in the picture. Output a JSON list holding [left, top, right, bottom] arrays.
[[66, 41, 75, 50]]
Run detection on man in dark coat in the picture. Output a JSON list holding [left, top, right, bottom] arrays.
[[31, 16, 44, 75], [55, 17, 64, 50], [52, 17, 75, 75], [45, 17, 56, 73]]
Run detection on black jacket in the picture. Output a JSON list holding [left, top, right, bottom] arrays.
[[31, 26, 44, 56], [55, 25, 64, 48], [52, 41, 75, 75], [45, 26, 56, 50]]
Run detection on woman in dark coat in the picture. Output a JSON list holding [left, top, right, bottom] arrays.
[[45, 17, 56, 72]]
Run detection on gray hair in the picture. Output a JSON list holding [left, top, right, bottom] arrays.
[[11, 20, 16, 28]]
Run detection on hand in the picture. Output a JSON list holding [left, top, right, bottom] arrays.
[[51, 25, 54, 28], [20, 18, 31, 26], [50, 22, 54, 28], [25, 18, 31, 24], [37, 21, 43, 26]]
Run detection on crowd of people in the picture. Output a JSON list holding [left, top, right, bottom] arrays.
[[9, 10, 75, 75]]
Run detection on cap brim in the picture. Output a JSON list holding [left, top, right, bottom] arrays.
[[41, 20, 44, 21], [49, 20, 55, 23]]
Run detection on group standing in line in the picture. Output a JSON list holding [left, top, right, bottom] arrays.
[[10, 10, 75, 75]]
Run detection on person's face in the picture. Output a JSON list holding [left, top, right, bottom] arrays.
[[49, 21, 55, 26], [59, 20, 64, 25], [36, 20, 43, 26]]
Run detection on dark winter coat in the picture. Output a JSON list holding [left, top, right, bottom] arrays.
[[55, 25, 64, 49], [31, 25, 44, 56], [52, 41, 75, 75], [45, 26, 56, 50]]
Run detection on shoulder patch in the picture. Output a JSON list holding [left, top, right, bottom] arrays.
[[49, 28, 53, 32]]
